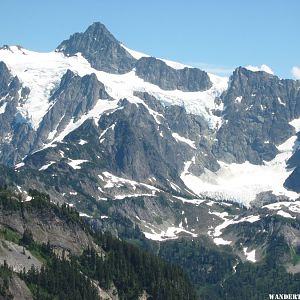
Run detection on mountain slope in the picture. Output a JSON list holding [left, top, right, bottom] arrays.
[[0, 21, 300, 243], [0, 187, 197, 300]]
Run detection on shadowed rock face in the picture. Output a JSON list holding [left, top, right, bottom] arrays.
[[0, 61, 12, 94], [2, 22, 300, 199], [35, 69, 111, 147], [135, 57, 212, 92], [57, 23, 212, 92], [56, 22, 137, 74], [213, 67, 300, 164], [0, 62, 34, 165]]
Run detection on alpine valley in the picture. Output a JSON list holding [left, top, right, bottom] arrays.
[[1, 22, 300, 299]]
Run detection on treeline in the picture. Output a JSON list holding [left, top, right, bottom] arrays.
[[159, 239, 236, 287], [0, 261, 13, 299], [159, 235, 300, 299], [19, 233, 197, 300], [0, 186, 82, 225], [0, 186, 197, 300], [21, 256, 99, 300], [79, 232, 197, 299]]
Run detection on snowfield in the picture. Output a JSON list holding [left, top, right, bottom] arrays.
[[0, 45, 227, 131], [181, 131, 300, 206], [1, 45, 299, 206]]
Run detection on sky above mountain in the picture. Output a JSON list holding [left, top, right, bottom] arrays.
[[1, 0, 299, 79]]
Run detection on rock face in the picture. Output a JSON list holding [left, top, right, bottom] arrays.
[[213, 67, 300, 164], [1, 21, 300, 208], [0, 275, 33, 300], [135, 57, 212, 92], [0, 204, 92, 254], [56, 22, 136, 74], [35, 70, 111, 146], [0, 62, 34, 165]]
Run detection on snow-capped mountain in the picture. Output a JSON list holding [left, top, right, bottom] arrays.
[[1, 22, 300, 255]]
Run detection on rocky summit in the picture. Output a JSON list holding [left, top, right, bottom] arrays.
[[1, 21, 300, 299]]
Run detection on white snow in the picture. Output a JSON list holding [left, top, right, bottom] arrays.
[[290, 117, 300, 132], [278, 97, 286, 106], [277, 210, 296, 219], [39, 161, 55, 171], [121, 44, 192, 70], [172, 133, 196, 149], [120, 44, 149, 60], [181, 132, 300, 206], [0, 47, 86, 129], [102, 171, 160, 192], [169, 181, 181, 192], [172, 195, 206, 205], [50, 100, 119, 146], [114, 193, 156, 200], [243, 247, 256, 262], [15, 162, 25, 169], [245, 64, 274, 75], [25, 195, 32, 202], [0, 46, 228, 133], [235, 96, 243, 103], [208, 212, 260, 246], [263, 201, 300, 214], [214, 238, 232, 245], [159, 58, 192, 70], [79, 212, 93, 218], [78, 139, 88, 145], [143, 226, 197, 241], [0, 102, 7, 114], [67, 159, 88, 170], [99, 123, 115, 142]]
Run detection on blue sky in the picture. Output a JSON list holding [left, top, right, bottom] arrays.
[[1, 0, 299, 79]]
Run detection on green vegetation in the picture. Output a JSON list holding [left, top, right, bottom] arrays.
[[2, 185, 300, 299], [80, 232, 197, 300], [290, 246, 300, 266], [0, 261, 13, 299], [18, 233, 197, 300], [0, 226, 21, 244], [159, 235, 300, 299], [0, 186, 197, 300], [159, 239, 236, 290], [22, 255, 99, 300]]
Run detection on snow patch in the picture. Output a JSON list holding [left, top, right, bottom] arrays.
[[290, 118, 300, 132], [102, 171, 160, 193], [39, 161, 55, 171], [235, 96, 243, 103], [243, 247, 256, 262], [78, 139, 88, 145], [120, 44, 149, 60], [0, 46, 228, 133], [208, 212, 260, 246], [245, 64, 274, 75], [172, 132, 196, 149], [143, 226, 197, 241], [15, 162, 25, 169], [67, 159, 88, 170], [278, 97, 286, 106], [181, 133, 300, 206], [0, 102, 7, 114], [277, 210, 296, 219], [79, 212, 93, 218]]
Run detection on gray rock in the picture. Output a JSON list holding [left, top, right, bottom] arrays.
[[56, 22, 136, 74], [213, 67, 300, 164], [135, 57, 212, 92]]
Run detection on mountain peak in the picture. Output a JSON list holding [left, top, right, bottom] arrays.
[[56, 22, 136, 74], [83, 21, 116, 42]]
